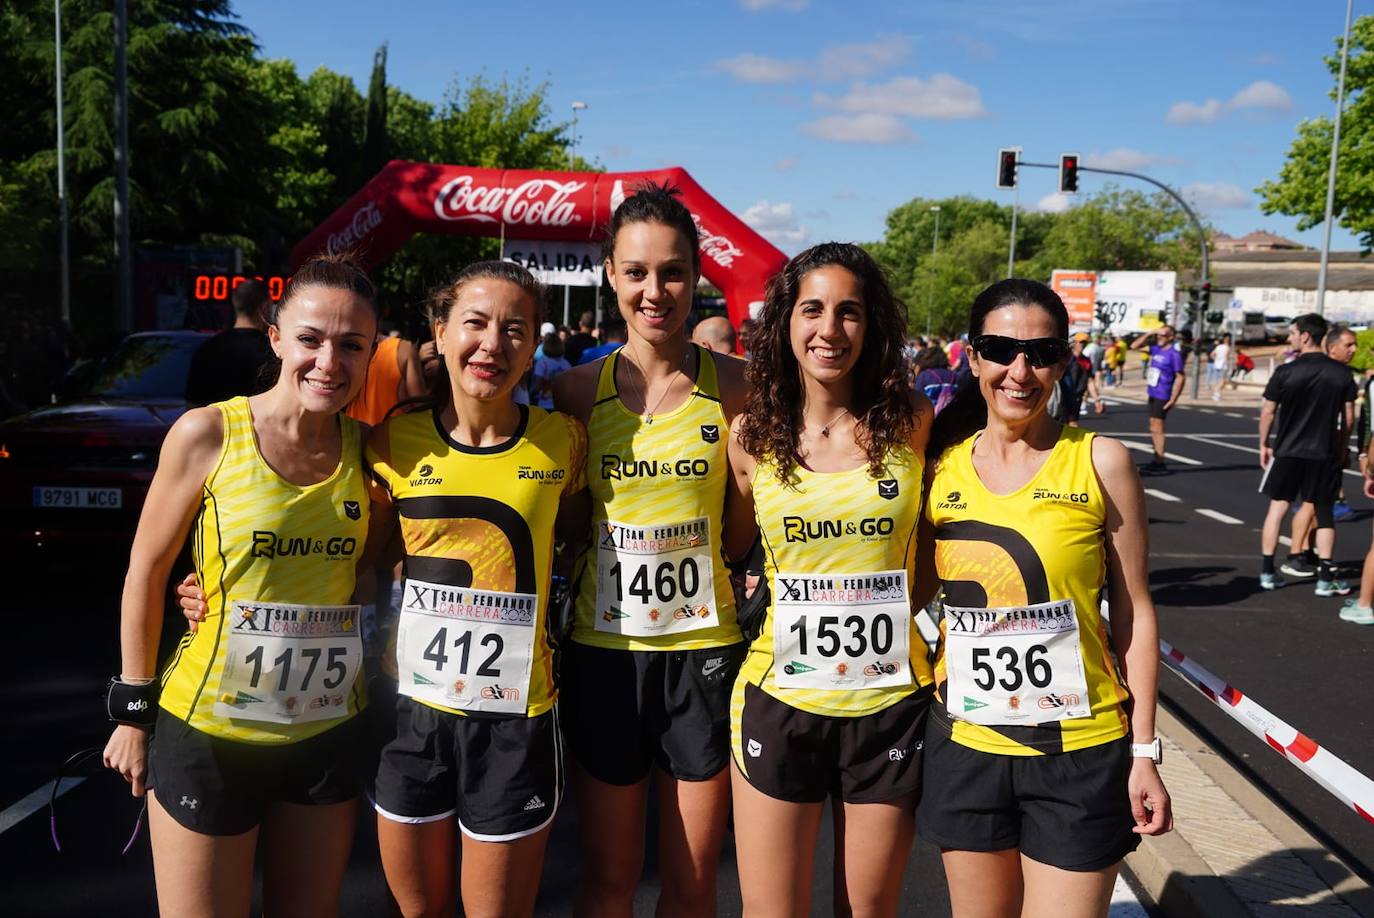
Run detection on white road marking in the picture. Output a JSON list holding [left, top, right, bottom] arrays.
[[1197, 508, 1244, 525], [1144, 488, 1181, 502], [1224, 411, 1245, 418], [1188, 435, 1364, 480], [1120, 440, 1202, 465], [0, 777, 85, 835], [1198, 408, 1216, 414], [1109, 874, 1149, 917]]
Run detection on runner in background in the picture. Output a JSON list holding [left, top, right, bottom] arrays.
[[692, 315, 738, 355], [554, 183, 750, 917], [913, 346, 958, 415], [367, 261, 588, 917], [103, 254, 382, 917], [1208, 333, 1232, 402], [918, 278, 1171, 918], [530, 332, 571, 409], [346, 332, 427, 426], [726, 243, 935, 917], [1130, 325, 1185, 474]]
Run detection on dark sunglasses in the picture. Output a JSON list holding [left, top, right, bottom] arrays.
[[971, 334, 1071, 368]]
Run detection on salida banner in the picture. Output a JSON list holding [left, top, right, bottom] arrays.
[[501, 240, 603, 288], [293, 162, 787, 329]]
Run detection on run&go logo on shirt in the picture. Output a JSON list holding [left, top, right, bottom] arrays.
[[250, 530, 358, 560], [599, 454, 710, 480], [781, 515, 893, 543]]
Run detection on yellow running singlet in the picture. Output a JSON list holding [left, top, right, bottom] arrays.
[[368, 404, 587, 718], [159, 397, 369, 744], [571, 346, 741, 650], [926, 426, 1130, 756], [734, 445, 934, 718]]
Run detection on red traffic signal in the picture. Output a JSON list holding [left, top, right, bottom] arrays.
[[1059, 153, 1080, 194], [996, 148, 1019, 189]]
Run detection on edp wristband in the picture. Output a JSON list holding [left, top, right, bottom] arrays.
[[106, 678, 158, 727]]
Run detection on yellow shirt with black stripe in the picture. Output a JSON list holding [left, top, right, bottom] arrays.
[[368, 404, 586, 718], [734, 446, 935, 718], [926, 426, 1130, 756], [159, 396, 369, 744], [571, 346, 742, 650]]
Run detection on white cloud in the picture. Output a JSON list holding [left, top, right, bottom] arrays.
[[798, 113, 916, 144], [815, 74, 985, 119], [742, 0, 808, 10], [833, 188, 859, 200], [714, 36, 909, 84], [1231, 79, 1292, 112], [952, 34, 996, 60], [1183, 182, 1252, 210], [1035, 192, 1073, 214], [1167, 80, 1292, 124], [1166, 99, 1225, 124], [775, 156, 799, 172], [1081, 148, 1177, 172], [742, 200, 811, 251]]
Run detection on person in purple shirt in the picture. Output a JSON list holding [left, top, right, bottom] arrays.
[[1130, 324, 1186, 473]]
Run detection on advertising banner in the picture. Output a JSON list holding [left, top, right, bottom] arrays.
[[1049, 270, 1098, 332], [501, 240, 603, 287]]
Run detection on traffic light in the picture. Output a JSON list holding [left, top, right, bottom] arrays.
[[1059, 153, 1080, 194], [996, 148, 1019, 189]]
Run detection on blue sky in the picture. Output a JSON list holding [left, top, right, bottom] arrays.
[[235, 0, 1362, 255]]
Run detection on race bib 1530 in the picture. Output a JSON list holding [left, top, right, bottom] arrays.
[[771, 570, 912, 691]]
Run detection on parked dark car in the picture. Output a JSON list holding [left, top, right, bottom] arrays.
[[0, 330, 209, 555]]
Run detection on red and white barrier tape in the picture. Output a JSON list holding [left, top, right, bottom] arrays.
[[1160, 640, 1374, 826]]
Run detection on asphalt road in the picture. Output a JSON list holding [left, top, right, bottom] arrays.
[[1084, 388, 1374, 881], [10, 391, 1366, 913]]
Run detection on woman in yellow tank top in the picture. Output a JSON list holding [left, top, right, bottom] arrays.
[[102, 254, 382, 917], [726, 242, 935, 917], [916, 279, 1172, 918], [553, 183, 750, 916], [366, 261, 589, 917]]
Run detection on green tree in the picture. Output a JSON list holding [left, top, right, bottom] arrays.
[[1025, 186, 1201, 278], [362, 43, 388, 178], [1258, 16, 1374, 249]]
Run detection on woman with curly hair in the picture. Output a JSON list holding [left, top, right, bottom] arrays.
[[553, 183, 750, 916], [724, 242, 935, 916]]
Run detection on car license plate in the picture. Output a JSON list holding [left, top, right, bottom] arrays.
[[32, 486, 123, 509]]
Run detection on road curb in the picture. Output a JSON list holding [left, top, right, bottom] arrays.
[[1124, 705, 1372, 917]]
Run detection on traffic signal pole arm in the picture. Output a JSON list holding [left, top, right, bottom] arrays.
[[1019, 160, 1209, 397]]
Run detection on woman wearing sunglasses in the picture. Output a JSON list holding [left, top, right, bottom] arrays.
[[916, 279, 1171, 918], [725, 243, 935, 916]]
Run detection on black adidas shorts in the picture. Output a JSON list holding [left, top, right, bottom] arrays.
[[374, 696, 562, 841], [916, 725, 1139, 871], [147, 709, 362, 836], [560, 641, 745, 785], [732, 681, 931, 804]]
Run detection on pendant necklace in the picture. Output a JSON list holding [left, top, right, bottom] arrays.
[[627, 348, 690, 425], [816, 407, 850, 438]]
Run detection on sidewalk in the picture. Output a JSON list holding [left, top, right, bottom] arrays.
[[1126, 705, 1372, 917], [1098, 359, 1265, 410]]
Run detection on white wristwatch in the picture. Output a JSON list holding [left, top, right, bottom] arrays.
[[1130, 737, 1163, 763]]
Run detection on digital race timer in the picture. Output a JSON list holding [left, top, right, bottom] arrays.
[[190, 273, 288, 301]]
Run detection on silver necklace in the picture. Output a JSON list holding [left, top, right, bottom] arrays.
[[625, 347, 691, 424], [812, 407, 850, 438]]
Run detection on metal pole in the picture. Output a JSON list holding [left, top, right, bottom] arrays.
[[926, 205, 940, 337], [563, 284, 570, 327], [113, 0, 131, 333], [1317, 0, 1354, 316], [54, 0, 69, 326], [570, 101, 586, 170], [1006, 187, 1019, 278]]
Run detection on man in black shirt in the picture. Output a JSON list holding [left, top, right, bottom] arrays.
[[564, 311, 598, 367], [1258, 313, 1357, 594], [185, 278, 274, 406]]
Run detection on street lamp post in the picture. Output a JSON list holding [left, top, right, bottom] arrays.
[[1316, 0, 1355, 316], [566, 101, 588, 326], [569, 101, 587, 170], [54, 0, 70, 327], [926, 205, 940, 337]]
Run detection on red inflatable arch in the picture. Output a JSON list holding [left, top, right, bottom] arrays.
[[292, 161, 787, 329]]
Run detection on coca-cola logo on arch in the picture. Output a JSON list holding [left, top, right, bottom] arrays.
[[327, 200, 383, 251], [434, 175, 586, 227]]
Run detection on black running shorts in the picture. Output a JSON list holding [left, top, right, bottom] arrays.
[[374, 696, 562, 841], [1260, 456, 1341, 506], [559, 641, 745, 785], [1147, 396, 1171, 419], [916, 725, 1139, 871], [732, 680, 931, 804], [147, 709, 362, 836]]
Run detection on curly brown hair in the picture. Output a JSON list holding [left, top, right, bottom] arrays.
[[738, 242, 916, 485]]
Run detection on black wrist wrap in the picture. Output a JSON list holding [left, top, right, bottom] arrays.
[[106, 678, 159, 727]]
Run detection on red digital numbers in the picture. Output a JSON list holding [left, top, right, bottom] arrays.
[[191, 273, 287, 301]]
